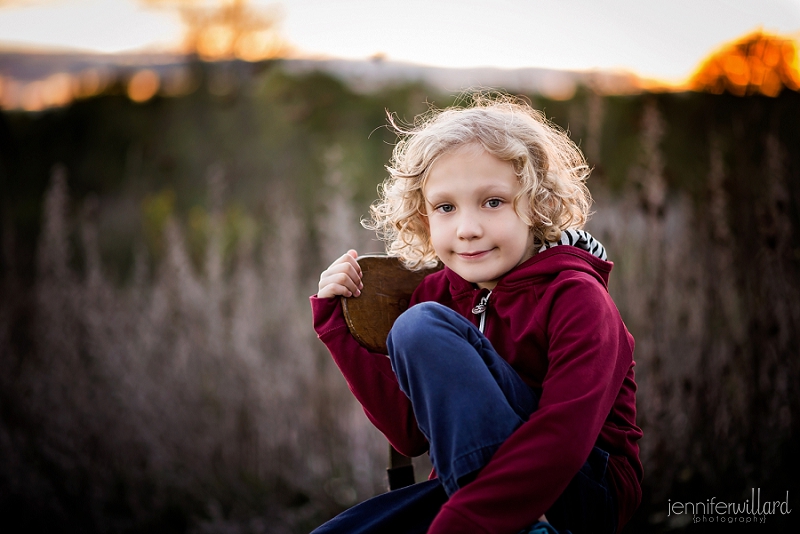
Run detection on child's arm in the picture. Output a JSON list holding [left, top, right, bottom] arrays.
[[311, 251, 429, 457]]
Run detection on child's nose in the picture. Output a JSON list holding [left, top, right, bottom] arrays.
[[456, 214, 482, 240]]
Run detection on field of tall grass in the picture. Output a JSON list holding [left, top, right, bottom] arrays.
[[1, 62, 798, 533]]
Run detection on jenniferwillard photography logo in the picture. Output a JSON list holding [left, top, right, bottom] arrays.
[[668, 488, 792, 524]]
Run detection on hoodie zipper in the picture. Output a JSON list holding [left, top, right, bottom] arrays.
[[471, 291, 492, 333]]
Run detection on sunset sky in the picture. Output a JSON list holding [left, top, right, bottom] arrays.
[[1, 0, 799, 83]]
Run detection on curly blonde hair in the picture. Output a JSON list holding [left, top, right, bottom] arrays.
[[364, 93, 592, 270]]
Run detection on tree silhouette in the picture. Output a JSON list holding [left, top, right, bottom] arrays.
[[143, 0, 290, 61], [690, 30, 800, 96]]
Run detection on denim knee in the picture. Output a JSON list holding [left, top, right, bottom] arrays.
[[387, 302, 459, 381], [388, 302, 453, 354]]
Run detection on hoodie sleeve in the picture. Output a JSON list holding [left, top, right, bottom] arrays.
[[428, 271, 635, 534], [310, 295, 429, 457]]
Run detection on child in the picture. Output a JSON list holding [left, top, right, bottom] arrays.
[[310, 94, 642, 534]]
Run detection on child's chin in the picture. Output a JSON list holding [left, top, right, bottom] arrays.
[[465, 274, 499, 288], [447, 263, 499, 287]]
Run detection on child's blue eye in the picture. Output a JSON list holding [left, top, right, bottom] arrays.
[[485, 199, 502, 208], [437, 204, 455, 213]]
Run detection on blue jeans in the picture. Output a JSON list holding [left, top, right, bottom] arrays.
[[312, 302, 616, 534]]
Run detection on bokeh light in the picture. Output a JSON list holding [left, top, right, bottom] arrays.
[[127, 69, 161, 102], [691, 30, 800, 96]]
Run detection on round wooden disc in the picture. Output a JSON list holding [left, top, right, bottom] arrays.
[[341, 255, 442, 354]]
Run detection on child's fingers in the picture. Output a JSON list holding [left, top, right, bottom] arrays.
[[318, 271, 361, 298], [320, 266, 361, 290], [340, 250, 362, 277], [317, 252, 364, 298], [328, 252, 362, 280], [321, 251, 361, 277], [320, 257, 362, 287]]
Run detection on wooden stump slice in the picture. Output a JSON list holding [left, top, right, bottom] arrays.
[[341, 255, 442, 354]]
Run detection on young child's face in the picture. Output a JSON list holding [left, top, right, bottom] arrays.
[[423, 143, 534, 289]]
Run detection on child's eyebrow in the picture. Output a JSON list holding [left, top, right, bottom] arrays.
[[474, 184, 520, 198], [424, 184, 517, 204], [478, 184, 516, 196], [423, 191, 449, 204]]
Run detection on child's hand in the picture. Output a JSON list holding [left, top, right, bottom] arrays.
[[317, 249, 364, 299]]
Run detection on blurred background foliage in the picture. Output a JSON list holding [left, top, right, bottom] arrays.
[[1, 31, 800, 534]]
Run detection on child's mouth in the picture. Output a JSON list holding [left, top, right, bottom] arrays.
[[458, 249, 492, 259]]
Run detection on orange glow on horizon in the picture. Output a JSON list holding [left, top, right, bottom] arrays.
[[128, 69, 161, 102], [690, 30, 800, 97]]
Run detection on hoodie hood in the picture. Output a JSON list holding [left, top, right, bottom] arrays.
[[539, 228, 608, 260]]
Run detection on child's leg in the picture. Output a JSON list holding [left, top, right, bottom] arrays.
[[387, 301, 539, 497], [543, 446, 618, 534], [310, 479, 446, 534]]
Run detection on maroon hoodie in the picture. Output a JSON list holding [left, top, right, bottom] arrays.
[[310, 246, 642, 534]]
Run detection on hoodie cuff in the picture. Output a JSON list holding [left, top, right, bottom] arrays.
[[309, 295, 349, 339]]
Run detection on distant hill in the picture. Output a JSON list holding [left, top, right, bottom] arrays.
[[282, 56, 644, 98], [0, 49, 189, 81], [0, 49, 645, 102]]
